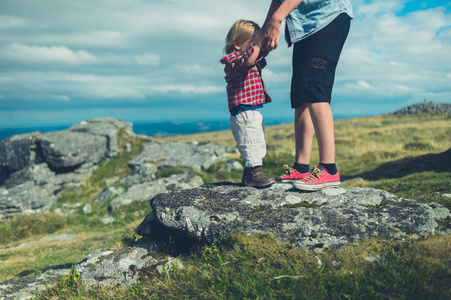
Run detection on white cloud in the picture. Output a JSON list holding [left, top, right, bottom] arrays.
[[344, 80, 374, 91], [0, 0, 450, 127], [147, 84, 223, 94], [0, 44, 96, 64], [134, 54, 160, 66], [0, 15, 26, 28], [0, 70, 225, 102], [90, 31, 124, 40], [394, 85, 413, 92], [176, 64, 219, 77], [48, 95, 71, 101], [337, 0, 451, 107], [356, 1, 403, 17], [263, 68, 291, 84], [439, 26, 451, 43]]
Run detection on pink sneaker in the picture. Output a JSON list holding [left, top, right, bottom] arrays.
[[293, 165, 340, 191], [276, 164, 310, 182]]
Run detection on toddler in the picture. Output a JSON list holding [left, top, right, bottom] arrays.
[[220, 19, 275, 187]]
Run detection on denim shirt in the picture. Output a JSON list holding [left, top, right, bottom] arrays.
[[274, 0, 353, 46]]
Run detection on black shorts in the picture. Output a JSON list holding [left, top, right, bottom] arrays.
[[290, 13, 351, 108]]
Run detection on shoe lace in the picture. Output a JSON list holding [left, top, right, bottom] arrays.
[[283, 164, 294, 174], [304, 166, 322, 183]]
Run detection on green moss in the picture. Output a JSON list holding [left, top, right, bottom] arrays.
[[284, 202, 319, 208], [388, 225, 418, 235], [436, 217, 451, 231], [252, 205, 269, 213]]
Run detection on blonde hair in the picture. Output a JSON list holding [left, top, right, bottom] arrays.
[[224, 19, 262, 54]]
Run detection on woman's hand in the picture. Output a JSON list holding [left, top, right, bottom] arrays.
[[264, 18, 281, 51], [262, 0, 303, 51]]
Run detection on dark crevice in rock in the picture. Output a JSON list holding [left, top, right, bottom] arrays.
[[138, 222, 202, 256], [32, 139, 45, 165], [48, 163, 84, 175], [0, 166, 11, 186]]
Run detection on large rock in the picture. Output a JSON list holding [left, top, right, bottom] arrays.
[[68, 117, 133, 158], [73, 238, 182, 289], [2, 163, 56, 189], [0, 132, 43, 175], [0, 266, 70, 300], [0, 118, 132, 180], [0, 181, 57, 219], [137, 183, 451, 251], [128, 141, 227, 171], [121, 162, 157, 188], [32, 184, 450, 292], [0, 118, 133, 218], [0, 129, 107, 176], [0, 163, 81, 218], [121, 140, 228, 188], [39, 131, 108, 170], [220, 160, 243, 172], [109, 172, 204, 211], [95, 186, 125, 207]]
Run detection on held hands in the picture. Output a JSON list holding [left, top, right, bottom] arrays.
[[263, 18, 281, 51], [262, 0, 301, 51]]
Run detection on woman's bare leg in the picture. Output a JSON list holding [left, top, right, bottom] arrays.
[[308, 102, 335, 164], [294, 103, 315, 165]]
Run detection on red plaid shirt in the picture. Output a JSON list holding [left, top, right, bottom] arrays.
[[220, 45, 272, 111]]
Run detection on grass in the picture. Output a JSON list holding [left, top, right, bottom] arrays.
[[36, 233, 451, 299], [0, 114, 450, 299]]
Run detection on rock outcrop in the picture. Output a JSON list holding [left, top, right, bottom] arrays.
[[0, 117, 132, 177], [108, 172, 204, 211], [0, 181, 57, 219], [0, 118, 232, 297], [3, 181, 449, 297], [73, 238, 183, 289], [136, 183, 451, 251], [67, 183, 451, 291], [128, 141, 227, 172], [68, 118, 132, 158], [390, 101, 451, 116], [0, 118, 133, 219], [0, 117, 229, 219], [0, 267, 70, 300]]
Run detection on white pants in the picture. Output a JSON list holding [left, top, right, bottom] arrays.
[[230, 110, 267, 168]]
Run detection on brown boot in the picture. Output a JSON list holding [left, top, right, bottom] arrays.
[[241, 167, 250, 185], [242, 166, 275, 187]]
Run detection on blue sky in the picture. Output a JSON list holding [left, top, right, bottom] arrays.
[[0, 0, 450, 128]]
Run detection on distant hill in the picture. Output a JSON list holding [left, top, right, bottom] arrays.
[[389, 101, 451, 116]]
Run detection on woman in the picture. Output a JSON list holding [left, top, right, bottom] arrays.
[[263, 0, 353, 191]]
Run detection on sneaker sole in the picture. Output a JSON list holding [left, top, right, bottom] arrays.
[[245, 180, 276, 187], [276, 173, 310, 182], [293, 181, 341, 191], [276, 178, 307, 183]]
